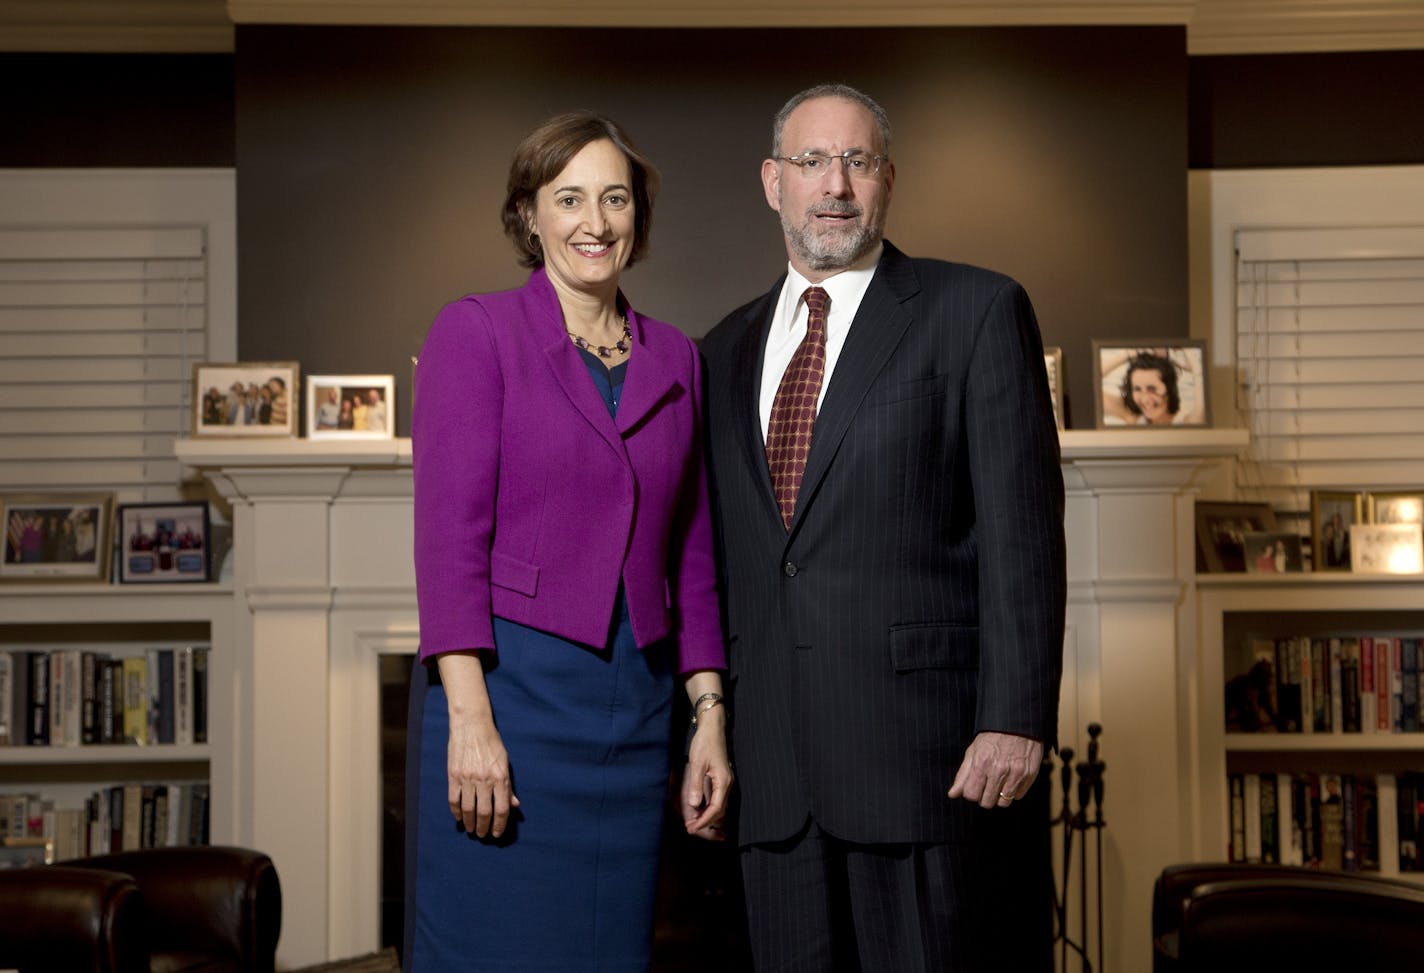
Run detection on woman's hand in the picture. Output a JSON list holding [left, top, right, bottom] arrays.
[[682, 685, 733, 840], [438, 652, 520, 838]]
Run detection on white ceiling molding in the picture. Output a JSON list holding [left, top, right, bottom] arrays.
[[1, 0, 1421, 53]]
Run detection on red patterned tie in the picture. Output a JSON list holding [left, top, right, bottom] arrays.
[[765, 286, 829, 530]]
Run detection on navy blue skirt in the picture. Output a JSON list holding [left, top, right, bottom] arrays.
[[405, 610, 675, 972]]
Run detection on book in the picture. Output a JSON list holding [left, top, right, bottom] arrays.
[[1386, 636, 1404, 732], [0, 651, 11, 745], [1341, 638, 1362, 733], [80, 651, 100, 744], [1297, 775, 1320, 868], [1403, 638, 1419, 733], [1342, 775, 1359, 871], [192, 647, 208, 744], [122, 656, 148, 745], [1259, 773, 1279, 863], [1274, 637, 1302, 732], [1375, 636, 1392, 732], [1360, 637, 1376, 733], [1319, 773, 1345, 870], [27, 651, 49, 746], [50, 649, 81, 747], [1279, 772, 1303, 865], [1311, 638, 1330, 732], [1356, 774, 1380, 872], [1329, 638, 1344, 734], [1399, 773, 1422, 872], [1297, 637, 1314, 735], [7, 651, 30, 747], [154, 649, 175, 745], [1244, 773, 1263, 862], [121, 782, 142, 851], [175, 646, 193, 745]]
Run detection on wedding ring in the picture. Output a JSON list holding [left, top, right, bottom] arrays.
[[999, 791, 1013, 801]]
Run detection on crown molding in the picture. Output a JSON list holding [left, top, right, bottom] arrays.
[[1, 0, 1420, 53], [0, 1, 234, 52], [1187, 0, 1424, 54]]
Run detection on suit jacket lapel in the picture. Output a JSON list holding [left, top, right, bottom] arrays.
[[791, 245, 920, 532], [528, 269, 625, 458], [615, 308, 679, 434], [728, 283, 783, 523]]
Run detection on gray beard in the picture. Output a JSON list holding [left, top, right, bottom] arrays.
[[780, 203, 882, 272]]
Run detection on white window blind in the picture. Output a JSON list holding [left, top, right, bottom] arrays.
[[1235, 225, 1424, 512], [0, 224, 208, 501]]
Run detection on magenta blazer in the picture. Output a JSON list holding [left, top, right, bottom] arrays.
[[413, 268, 726, 674]]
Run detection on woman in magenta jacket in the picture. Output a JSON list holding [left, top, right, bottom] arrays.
[[405, 112, 731, 972]]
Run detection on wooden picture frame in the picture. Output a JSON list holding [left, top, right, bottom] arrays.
[[117, 502, 210, 584], [0, 836, 54, 869], [1242, 531, 1305, 574], [1367, 491, 1424, 526], [305, 374, 396, 441], [192, 362, 299, 438], [1195, 500, 1277, 573], [0, 492, 114, 582], [1310, 490, 1363, 572], [1043, 347, 1065, 431], [1093, 339, 1210, 429]]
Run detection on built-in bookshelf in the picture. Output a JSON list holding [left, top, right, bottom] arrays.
[[1198, 574, 1424, 880], [0, 583, 231, 860]]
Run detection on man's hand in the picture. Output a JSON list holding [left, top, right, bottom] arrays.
[[947, 731, 1043, 809]]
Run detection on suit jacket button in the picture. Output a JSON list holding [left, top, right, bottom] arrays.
[[783, 561, 798, 577]]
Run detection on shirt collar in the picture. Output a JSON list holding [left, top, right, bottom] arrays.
[[780, 242, 883, 326]]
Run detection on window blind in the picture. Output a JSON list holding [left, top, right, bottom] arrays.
[[1234, 225, 1424, 513], [0, 224, 207, 501]]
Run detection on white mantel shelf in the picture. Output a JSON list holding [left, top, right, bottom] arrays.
[[179, 427, 1246, 970], [177, 427, 1247, 468]]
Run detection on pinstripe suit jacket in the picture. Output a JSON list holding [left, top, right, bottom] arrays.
[[701, 242, 1066, 847]]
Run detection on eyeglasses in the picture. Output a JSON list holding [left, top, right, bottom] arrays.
[[775, 150, 888, 179]]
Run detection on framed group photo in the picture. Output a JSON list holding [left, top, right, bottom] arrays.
[[1093, 339, 1209, 429], [1242, 532, 1304, 574], [1310, 490, 1363, 572], [1195, 501, 1277, 573], [117, 502, 210, 584], [306, 374, 395, 440], [1350, 522, 1424, 575], [192, 362, 299, 438], [1, 492, 113, 582]]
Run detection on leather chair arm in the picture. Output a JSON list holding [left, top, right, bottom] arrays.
[[73, 846, 282, 973], [0, 865, 149, 973]]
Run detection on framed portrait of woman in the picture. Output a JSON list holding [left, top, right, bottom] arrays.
[[1092, 340, 1210, 429]]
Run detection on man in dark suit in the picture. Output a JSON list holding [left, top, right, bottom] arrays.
[[701, 84, 1066, 970]]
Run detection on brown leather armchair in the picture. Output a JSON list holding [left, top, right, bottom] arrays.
[[1153, 862, 1424, 972], [0, 845, 281, 973]]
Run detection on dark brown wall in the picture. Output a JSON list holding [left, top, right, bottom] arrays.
[[0, 53, 234, 166], [234, 24, 1187, 431], [1190, 50, 1424, 168]]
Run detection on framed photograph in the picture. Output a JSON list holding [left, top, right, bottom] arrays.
[[1195, 501, 1277, 573], [192, 362, 299, 438], [1367, 491, 1424, 526], [0, 836, 53, 869], [1093, 339, 1209, 429], [306, 374, 395, 440], [1350, 522, 1424, 574], [1310, 490, 1364, 572], [1, 493, 113, 582], [1242, 531, 1305, 574], [117, 502, 210, 584], [1043, 347, 1065, 431]]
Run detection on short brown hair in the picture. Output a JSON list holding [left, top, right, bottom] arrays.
[[501, 111, 661, 270]]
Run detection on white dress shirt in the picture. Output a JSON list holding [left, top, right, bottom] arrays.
[[758, 244, 882, 441]]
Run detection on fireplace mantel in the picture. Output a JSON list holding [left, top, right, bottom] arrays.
[[178, 428, 1246, 970]]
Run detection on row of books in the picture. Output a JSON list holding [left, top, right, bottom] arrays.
[[1229, 771, 1424, 873], [0, 646, 209, 748], [1225, 634, 1424, 734], [1, 782, 210, 861]]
